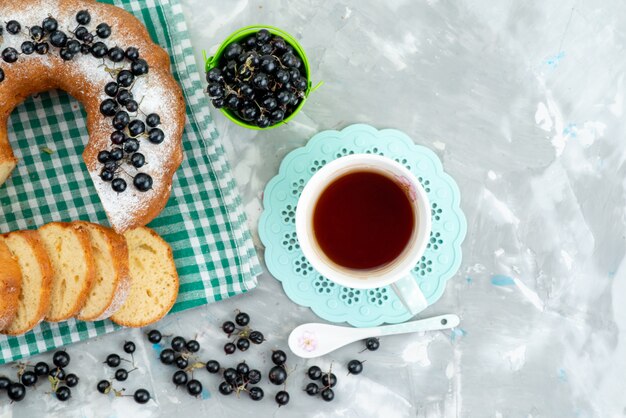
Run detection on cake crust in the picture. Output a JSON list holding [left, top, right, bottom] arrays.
[[1, 230, 53, 336], [0, 238, 22, 331], [75, 221, 131, 321]]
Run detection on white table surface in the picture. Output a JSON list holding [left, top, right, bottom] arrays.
[[2, 0, 625, 417]]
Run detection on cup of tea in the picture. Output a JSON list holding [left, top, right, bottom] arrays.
[[295, 154, 432, 316]]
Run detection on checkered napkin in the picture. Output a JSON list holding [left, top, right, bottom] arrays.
[[0, 0, 261, 365]]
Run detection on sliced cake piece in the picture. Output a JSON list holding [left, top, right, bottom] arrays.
[[0, 238, 22, 331], [111, 227, 179, 327], [39, 222, 96, 322], [1, 230, 52, 335], [75, 222, 130, 322]]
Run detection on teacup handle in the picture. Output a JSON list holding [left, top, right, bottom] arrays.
[[390, 275, 428, 316]]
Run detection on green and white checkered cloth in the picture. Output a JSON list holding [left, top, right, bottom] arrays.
[[0, 0, 261, 365]]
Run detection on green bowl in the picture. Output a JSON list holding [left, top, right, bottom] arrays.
[[205, 25, 316, 130]]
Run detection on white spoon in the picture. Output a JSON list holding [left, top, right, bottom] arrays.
[[288, 314, 460, 358]]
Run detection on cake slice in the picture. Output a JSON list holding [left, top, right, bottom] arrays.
[[39, 222, 96, 322], [111, 227, 179, 327], [0, 238, 22, 331], [75, 222, 130, 322], [1, 230, 52, 335]]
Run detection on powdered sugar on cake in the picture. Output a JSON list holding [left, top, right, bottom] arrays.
[[0, 0, 183, 231]]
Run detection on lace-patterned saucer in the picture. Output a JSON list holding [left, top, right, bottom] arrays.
[[259, 124, 467, 327]]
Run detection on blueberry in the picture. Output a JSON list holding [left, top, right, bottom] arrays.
[[74, 26, 89, 41], [275, 390, 290, 406], [268, 365, 287, 385], [21, 371, 37, 387], [128, 120, 145, 137], [247, 369, 262, 384], [248, 386, 264, 401], [67, 40, 81, 54], [110, 148, 124, 161], [8, 383, 26, 402], [235, 312, 250, 326], [59, 48, 74, 61], [117, 70, 134, 87], [29, 26, 44, 41], [225, 94, 239, 110], [321, 372, 337, 388], [100, 169, 114, 182], [255, 29, 271, 45], [185, 340, 200, 353], [97, 380, 111, 394], [133, 389, 150, 404], [131, 58, 149, 76], [125, 100, 138, 113], [43, 17, 58, 33], [34, 362, 50, 376], [112, 111, 130, 130], [307, 365, 322, 380], [347, 359, 363, 375], [321, 388, 334, 402], [236, 338, 250, 352], [96, 23, 111, 39], [272, 350, 287, 366], [146, 113, 160, 127], [206, 68, 221, 83], [125, 47, 140, 61], [172, 370, 188, 386], [53, 351, 70, 368], [207, 82, 224, 98], [65, 374, 79, 388], [148, 128, 164, 144], [123, 341, 136, 354], [110, 130, 126, 145], [98, 150, 111, 163], [205, 360, 220, 374], [108, 47, 125, 62], [104, 82, 119, 97], [116, 89, 133, 106], [305, 382, 319, 396], [133, 173, 152, 192], [2, 48, 18, 63], [35, 42, 50, 55], [260, 95, 278, 112], [49, 30, 67, 48], [212, 98, 225, 109], [224, 43, 243, 61], [90, 42, 108, 58], [6, 20, 21, 35], [130, 153, 145, 168], [21, 41, 35, 55], [160, 348, 176, 365], [249, 330, 264, 344], [187, 380, 202, 396], [147, 330, 162, 343], [76, 10, 91, 25], [260, 55, 277, 73], [218, 381, 233, 395], [112, 178, 127, 193], [105, 353, 121, 367], [252, 72, 269, 90]]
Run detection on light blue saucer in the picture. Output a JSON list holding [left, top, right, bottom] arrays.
[[259, 124, 467, 327]]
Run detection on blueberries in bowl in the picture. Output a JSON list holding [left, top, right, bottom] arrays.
[[206, 29, 309, 129]]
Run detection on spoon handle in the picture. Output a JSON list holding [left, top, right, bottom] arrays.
[[371, 314, 460, 337]]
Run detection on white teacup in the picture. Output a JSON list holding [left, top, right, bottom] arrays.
[[296, 154, 432, 316]]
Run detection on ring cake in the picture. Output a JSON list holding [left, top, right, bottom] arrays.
[[0, 0, 185, 232]]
